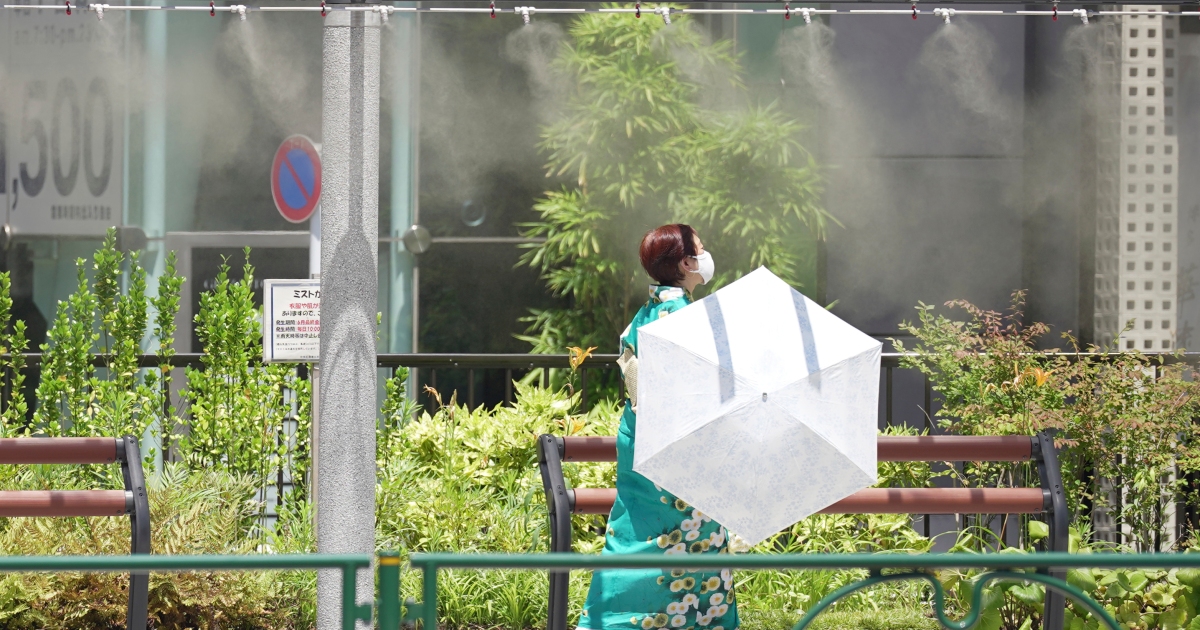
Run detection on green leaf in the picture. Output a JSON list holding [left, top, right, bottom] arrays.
[[1028, 521, 1050, 542], [1069, 569, 1099, 593], [1178, 569, 1200, 588]]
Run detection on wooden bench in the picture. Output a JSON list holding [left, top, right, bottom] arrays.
[[0, 435, 150, 630], [538, 432, 1068, 630]]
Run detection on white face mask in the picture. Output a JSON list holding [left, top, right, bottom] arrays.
[[693, 251, 715, 285]]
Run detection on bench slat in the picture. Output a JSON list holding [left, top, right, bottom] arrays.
[[0, 438, 120, 465], [563, 437, 618, 462], [570, 487, 1045, 516], [561, 435, 1033, 464], [0, 490, 131, 517], [877, 436, 1031, 462], [819, 488, 1045, 514]]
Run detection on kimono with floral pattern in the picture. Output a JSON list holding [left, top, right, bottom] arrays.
[[578, 285, 739, 630]]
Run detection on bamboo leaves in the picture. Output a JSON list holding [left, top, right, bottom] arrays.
[[520, 13, 829, 357]]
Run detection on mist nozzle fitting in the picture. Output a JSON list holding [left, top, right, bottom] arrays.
[[658, 6, 670, 24], [376, 5, 395, 23], [800, 7, 811, 23], [516, 5, 532, 24], [933, 7, 954, 23], [229, 4, 247, 19], [1073, 8, 1089, 24], [91, 2, 107, 19]]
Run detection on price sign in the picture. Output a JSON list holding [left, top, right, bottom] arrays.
[[263, 279, 321, 363], [2, 7, 125, 236]]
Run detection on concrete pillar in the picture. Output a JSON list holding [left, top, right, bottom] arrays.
[[388, 10, 418, 354], [142, 8, 167, 242], [317, 7, 381, 630]]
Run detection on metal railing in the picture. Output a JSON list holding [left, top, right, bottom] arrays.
[[0, 553, 372, 630], [8, 350, 1195, 418], [399, 551, 1200, 630], [10, 550, 1200, 629]]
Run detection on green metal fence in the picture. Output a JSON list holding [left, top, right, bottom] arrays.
[[0, 554, 373, 630], [398, 552, 1200, 630], [14, 551, 1200, 629]]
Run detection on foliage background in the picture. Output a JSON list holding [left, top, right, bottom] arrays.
[[517, 13, 830, 356]]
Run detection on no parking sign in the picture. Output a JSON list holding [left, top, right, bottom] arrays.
[[270, 135, 322, 223]]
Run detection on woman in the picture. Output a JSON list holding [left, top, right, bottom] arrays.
[[578, 224, 738, 630]]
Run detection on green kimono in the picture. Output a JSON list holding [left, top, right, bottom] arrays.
[[578, 285, 740, 630]]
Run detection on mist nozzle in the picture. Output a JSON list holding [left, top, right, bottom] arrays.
[[801, 7, 811, 24], [516, 5, 533, 24], [1073, 8, 1089, 24], [90, 2, 107, 19], [658, 6, 670, 24], [933, 7, 954, 23], [376, 4, 395, 23], [230, 4, 247, 19]]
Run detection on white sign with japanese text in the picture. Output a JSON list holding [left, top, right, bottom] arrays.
[[263, 279, 320, 363]]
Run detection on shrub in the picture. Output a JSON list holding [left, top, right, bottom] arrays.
[[0, 464, 307, 629], [895, 292, 1200, 550]]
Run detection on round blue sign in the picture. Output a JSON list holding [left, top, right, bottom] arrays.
[[271, 136, 322, 223]]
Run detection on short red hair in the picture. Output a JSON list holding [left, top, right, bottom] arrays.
[[639, 224, 698, 286]]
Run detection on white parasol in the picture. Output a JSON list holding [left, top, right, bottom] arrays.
[[633, 267, 882, 546]]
